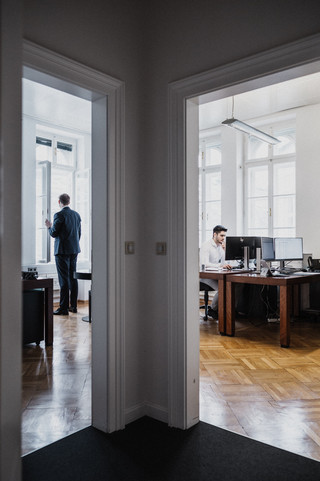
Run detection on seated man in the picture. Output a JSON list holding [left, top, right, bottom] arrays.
[[200, 224, 231, 318]]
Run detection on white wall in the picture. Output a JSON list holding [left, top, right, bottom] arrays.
[[22, 117, 37, 265], [296, 104, 320, 257]]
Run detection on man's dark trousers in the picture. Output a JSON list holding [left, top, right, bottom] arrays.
[[55, 253, 78, 310]]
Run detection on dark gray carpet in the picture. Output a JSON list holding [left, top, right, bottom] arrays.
[[23, 416, 320, 481]]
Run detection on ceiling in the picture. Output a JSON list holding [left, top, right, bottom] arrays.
[[199, 71, 320, 132], [22, 78, 91, 134]]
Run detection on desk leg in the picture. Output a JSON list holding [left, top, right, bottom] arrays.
[[44, 286, 53, 346], [279, 285, 291, 348], [218, 278, 226, 335], [293, 285, 300, 318], [226, 281, 235, 337]]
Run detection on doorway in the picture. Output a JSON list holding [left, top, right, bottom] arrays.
[[168, 36, 320, 430], [22, 40, 126, 441], [21, 78, 92, 453]]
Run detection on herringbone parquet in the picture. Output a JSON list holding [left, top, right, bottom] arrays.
[[200, 311, 320, 461]]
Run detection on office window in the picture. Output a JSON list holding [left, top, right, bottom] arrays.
[[199, 139, 222, 244], [35, 132, 90, 263], [245, 125, 296, 237]]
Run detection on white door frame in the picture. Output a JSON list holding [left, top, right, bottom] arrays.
[[168, 33, 320, 429], [23, 40, 126, 433]]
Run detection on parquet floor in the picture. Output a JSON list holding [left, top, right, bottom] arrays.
[[200, 310, 320, 461], [22, 302, 91, 455]]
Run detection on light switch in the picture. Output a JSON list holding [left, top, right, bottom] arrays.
[[125, 241, 135, 255], [156, 241, 167, 255]]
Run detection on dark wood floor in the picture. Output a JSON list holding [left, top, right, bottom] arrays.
[[200, 309, 320, 462], [22, 302, 91, 455]]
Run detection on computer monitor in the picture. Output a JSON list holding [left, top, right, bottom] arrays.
[[274, 237, 303, 261], [261, 237, 275, 261], [225, 236, 262, 262]]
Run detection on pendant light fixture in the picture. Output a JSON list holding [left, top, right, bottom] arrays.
[[221, 97, 280, 145]]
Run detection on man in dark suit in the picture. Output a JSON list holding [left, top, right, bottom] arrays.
[[45, 193, 81, 315]]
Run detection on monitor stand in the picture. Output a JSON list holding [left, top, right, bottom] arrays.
[[243, 246, 249, 270], [279, 260, 285, 271]]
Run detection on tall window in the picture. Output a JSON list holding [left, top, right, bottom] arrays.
[[245, 125, 296, 237], [35, 131, 90, 263], [199, 138, 222, 244]]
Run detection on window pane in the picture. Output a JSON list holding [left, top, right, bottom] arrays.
[[50, 168, 74, 260], [248, 136, 268, 160], [205, 172, 221, 201], [248, 198, 268, 229], [205, 144, 221, 166], [36, 137, 52, 162], [273, 228, 295, 237], [51, 168, 73, 214], [273, 162, 295, 195], [56, 141, 75, 166], [273, 195, 295, 228], [273, 129, 296, 156], [247, 228, 269, 236], [206, 201, 221, 231], [247, 165, 268, 197]]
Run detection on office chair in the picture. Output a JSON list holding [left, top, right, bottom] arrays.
[[199, 282, 214, 321]]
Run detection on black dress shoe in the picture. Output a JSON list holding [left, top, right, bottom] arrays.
[[53, 308, 69, 315], [68, 307, 77, 313], [207, 307, 218, 319]]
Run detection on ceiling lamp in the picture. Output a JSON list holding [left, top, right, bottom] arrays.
[[221, 96, 280, 145], [221, 118, 280, 145]]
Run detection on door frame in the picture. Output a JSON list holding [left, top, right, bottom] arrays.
[[168, 33, 320, 429], [23, 40, 126, 433]]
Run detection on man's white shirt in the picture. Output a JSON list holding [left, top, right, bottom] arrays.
[[200, 238, 225, 268]]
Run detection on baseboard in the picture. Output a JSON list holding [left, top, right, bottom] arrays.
[[145, 402, 168, 423], [125, 402, 168, 425]]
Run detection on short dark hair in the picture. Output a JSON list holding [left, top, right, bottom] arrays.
[[213, 225, 227, 234], [59, 193, 70, 206]]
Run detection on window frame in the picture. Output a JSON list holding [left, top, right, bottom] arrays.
[[244, 122, 296, 237], [35, 128, 91, 265], [199, 136, 222, 245]]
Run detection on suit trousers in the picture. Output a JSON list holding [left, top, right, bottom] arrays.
[[55, 254, 78, 310]]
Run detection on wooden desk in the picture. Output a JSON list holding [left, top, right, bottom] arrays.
[[22, 277, 53, 345], [200, 269, 249, 334], [225, 272, 320, 347]]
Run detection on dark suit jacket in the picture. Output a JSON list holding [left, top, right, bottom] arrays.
[[48, 206, 81, 255]]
